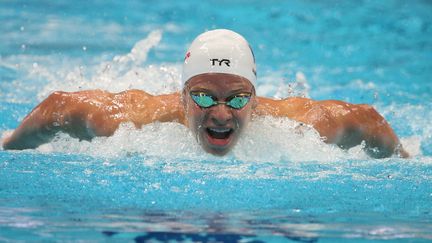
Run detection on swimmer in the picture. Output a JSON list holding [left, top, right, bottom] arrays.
[[2, 29, 409, 158]]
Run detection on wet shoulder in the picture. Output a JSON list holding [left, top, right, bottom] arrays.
[[307, 99, 377, 120], [255, 96, 313, 117], [117, 89, 154, 100]]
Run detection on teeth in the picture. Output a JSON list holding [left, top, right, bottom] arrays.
[[209, 128, 231, 133]]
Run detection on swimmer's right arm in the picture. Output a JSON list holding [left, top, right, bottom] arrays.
[[2, 90, 185, 150], [2, 90, 122, 150]]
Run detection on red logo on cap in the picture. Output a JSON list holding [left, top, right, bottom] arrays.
[[184, 52, 191, 61]]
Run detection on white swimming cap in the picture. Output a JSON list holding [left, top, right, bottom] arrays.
[[182, 29, 257, 86]]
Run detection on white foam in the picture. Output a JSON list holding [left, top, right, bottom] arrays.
[[39, 116, 366, 163], [400, 136, 422, 157], [380, 103, 430, 157], [34, 117, 432, 181], [0, 131, 13, 150], [233, 116, 356, 162]]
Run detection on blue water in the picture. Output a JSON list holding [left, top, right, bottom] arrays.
[[1, 0, 432, 242]]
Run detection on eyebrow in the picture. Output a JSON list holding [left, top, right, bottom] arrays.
[[228, 89, 251, 95]]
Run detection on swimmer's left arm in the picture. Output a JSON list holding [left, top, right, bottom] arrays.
[[255, 97, 408, 158], [307, 101, 409, 158]]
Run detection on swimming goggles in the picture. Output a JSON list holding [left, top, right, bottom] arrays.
[[190, 91, 252, 109]]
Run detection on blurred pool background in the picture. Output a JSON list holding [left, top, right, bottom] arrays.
[[1, 0, 431, 242]]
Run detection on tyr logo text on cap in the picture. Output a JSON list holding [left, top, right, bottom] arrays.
[[210, 59, 230, 67]]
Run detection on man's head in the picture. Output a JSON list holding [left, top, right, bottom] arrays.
[[181, 29, 257, 155]]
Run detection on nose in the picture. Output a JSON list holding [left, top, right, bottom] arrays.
[[209, 104, 233, 126]]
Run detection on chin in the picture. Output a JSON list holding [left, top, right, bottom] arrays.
[[204, 146, 232, 156]]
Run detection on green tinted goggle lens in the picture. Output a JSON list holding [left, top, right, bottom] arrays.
[[190, 92, 251, 109]]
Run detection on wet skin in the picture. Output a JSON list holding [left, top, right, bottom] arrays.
[[182, 74, 256, 156], [2, 73, 408, 158]]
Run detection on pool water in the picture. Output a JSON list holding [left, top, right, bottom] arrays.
[[1, 0, 432, 242]]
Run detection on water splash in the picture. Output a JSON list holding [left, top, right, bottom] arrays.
[[19, 116, 431, 182], [34, 115, 414, 164], [113, 30, 162, 65], [0, 29, 427, 160], [36, 30, 182, 99]]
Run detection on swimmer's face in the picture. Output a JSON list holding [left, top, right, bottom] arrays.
[[183, 73, 256, 156]]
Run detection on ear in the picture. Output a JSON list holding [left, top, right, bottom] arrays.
[[181, 86, 189, 108], [180, 87, 191, 127], [251, 86, 258, 109], [251, 96, 258, 109]]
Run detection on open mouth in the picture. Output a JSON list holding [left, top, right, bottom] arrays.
[[206, 127, 233, 139], [205, 127, 234, 147]]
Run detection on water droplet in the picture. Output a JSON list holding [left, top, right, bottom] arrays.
[[32, 62, 38, 68], [20, 26, 24, 31], [21, 44, 26, 50], [82, 46, 87, 51]]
